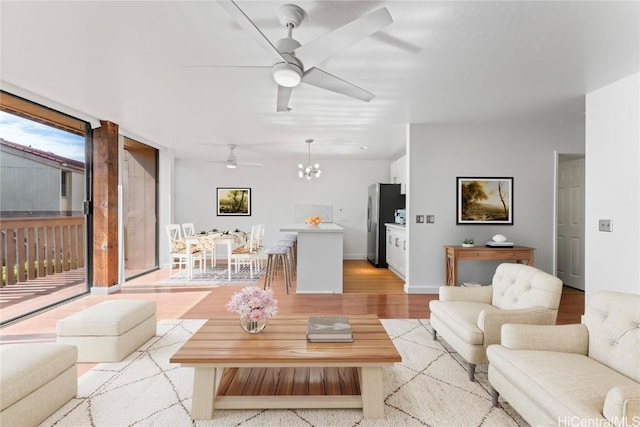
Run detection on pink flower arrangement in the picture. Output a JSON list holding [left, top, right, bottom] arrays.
[[226, 286, 278, 322]]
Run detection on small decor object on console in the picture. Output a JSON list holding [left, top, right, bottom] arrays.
[[306, 316, 353, 342], [462, 238, 475, 248], [226, 287, 278, 333], [486, 234, 514, 247], [305, 215, 322, 226]]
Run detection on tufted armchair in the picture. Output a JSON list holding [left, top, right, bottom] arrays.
[[487, 291, 640, 426], [429, 263, 563, 381]]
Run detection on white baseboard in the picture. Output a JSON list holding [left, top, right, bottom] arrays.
[[91, 284, 121, 295], [403, 282, 439, 294]]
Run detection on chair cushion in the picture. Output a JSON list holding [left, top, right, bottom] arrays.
[[57, 300, 156, 337], [584, 291, 640, 382], [488, 345, 639, 421], [429, 300, 499, 345], [491, 263, 562, 311]]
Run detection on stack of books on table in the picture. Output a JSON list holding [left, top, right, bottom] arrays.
[[306, 316, 353, 342]]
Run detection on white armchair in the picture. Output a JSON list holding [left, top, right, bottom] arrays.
[[487, 291, 640, 426], [429, 263, 563, 381]]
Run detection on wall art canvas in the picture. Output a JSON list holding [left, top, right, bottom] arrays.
[[456, 177, 513, 224], [217, 188, 251, 216]]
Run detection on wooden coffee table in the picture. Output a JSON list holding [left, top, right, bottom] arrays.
[[170, 314, 401, 419]]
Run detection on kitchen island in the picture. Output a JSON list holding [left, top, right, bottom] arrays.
[[279, 223, 344, 294]]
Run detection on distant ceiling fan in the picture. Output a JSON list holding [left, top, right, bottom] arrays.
[[216, 1, 393, 112], [213, 144, 263, 169]]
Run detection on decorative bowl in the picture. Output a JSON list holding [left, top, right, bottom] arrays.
[[492, 234, 507, 242], [306, 215, 322, 226]]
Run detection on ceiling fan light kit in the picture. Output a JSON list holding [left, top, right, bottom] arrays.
[[299, 138, 321, 180], [272, 62, 302, 87], [213, 144, 262, 169], [219, 1, 393, 112]]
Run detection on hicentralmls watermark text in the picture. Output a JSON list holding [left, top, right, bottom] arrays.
[[557, 416, 640, 427]]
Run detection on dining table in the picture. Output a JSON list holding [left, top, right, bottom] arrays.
[[184, 231, 247, 280]]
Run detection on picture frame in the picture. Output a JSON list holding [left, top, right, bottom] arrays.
[[217, 188, 251, 216], [456, 177, 513, 225]]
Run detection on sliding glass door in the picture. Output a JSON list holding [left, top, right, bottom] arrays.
[[0, 92, 91, 324], [123, 137, 158, 279]]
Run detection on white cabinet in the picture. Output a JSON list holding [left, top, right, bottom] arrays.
[[390, 155, 407, 194], [385, 225, 406, 279]]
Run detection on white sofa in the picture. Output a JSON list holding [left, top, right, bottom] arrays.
[[487, 290, 640, 426], [429, 263, 563, 380]]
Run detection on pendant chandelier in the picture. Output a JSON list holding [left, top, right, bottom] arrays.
[[298, 138, 321, 179]]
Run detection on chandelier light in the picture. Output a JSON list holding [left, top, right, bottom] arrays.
[[298, 138, 321, 179]]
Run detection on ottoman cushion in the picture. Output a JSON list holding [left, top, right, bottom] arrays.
[[57, 300, 156, 336], [0, 343, 77, 410]]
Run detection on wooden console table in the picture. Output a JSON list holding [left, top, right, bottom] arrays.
[[444, 245, 535, 286]]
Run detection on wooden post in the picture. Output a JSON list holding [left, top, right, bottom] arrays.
[[92, 121, 119, 289]]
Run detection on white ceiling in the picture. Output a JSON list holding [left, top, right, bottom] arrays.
[[1, 1, 638, 164]]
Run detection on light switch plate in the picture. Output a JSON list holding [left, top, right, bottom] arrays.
[[598, 219, 612, 232], [416, 215, 424, 223], [426, 215, 435, 223]]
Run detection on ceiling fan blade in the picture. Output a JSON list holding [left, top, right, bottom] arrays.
[[294, 8, 393, 70], [302, 68, 374, 102], [237, 162, 263, 168], [277, 85, 294, 112], [182, 65, 271, 69], [218, 0, 287, 63]]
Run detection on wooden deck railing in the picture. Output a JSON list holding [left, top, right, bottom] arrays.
[[0, 216, 85, 287]]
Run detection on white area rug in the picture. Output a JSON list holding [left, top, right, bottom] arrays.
[[41, 319, 527, 427], [156, 265, 265, 286]]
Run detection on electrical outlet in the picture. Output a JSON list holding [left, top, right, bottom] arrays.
[[598, 219, 612, 232], [426, 215, 435, 223], [416, 215, 424, 223]]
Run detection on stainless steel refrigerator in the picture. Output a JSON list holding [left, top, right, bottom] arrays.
[[367, 183, 405, 267]]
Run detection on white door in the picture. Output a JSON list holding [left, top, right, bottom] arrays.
[[557, 156, 585, 290]]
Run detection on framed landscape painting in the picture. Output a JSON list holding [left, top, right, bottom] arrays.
[[456, 177, 513, 225], [217, 188, 251, 216]]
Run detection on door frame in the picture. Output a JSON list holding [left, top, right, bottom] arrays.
[[553, 151, 586, 288]]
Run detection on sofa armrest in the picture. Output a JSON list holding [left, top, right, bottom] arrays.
[[439, 285, 493, 303], [499, 323, 589, 354], [478, 308, 559, 349], [604, 385, 640, 427]]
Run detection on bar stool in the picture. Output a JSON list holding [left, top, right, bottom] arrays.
[[279, 234, 297, 272], [274, 239, 296, 277], [263, 245, 293, 294]]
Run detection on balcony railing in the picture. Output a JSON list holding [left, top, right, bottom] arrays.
[[1, 216, 85, 287]]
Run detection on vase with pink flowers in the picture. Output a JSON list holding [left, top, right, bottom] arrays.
[[226, 287, 278, 333]]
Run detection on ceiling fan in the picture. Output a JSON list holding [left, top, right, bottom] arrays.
[[213, 144, 263, 169], [217, 1, 393, 112]]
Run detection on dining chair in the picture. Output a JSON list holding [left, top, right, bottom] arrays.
[[231, 225, 260, 278], [181, 223, 195, 237], [166, 224, 204, 277]]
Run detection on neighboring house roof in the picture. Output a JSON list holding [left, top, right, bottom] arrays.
[[0, 138, 84, 173]]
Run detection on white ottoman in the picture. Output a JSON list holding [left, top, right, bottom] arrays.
[[57, 299, 157, 362], [0, 343, 77, 427]]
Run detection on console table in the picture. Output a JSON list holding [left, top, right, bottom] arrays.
[[444, 245, 535, 286]]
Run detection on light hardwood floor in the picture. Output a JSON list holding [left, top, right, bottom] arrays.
[[0, 260, 584, 375]]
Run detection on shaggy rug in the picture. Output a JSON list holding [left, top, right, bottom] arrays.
[[41, 319, 527, 427], [156, 264, 265, 286]]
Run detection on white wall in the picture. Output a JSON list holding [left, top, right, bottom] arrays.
[[585, 72, 640, 303], [407, 122, 584, 293], [171, 158, 390, 263]]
